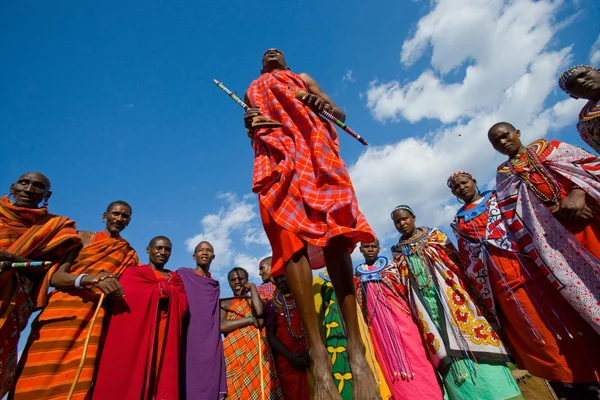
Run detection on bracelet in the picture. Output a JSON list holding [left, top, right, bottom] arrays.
[[248, 316, 255, 325], [74, 274, 88, 289]]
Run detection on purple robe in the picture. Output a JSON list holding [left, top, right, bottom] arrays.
[[178, 268, 227, 400]]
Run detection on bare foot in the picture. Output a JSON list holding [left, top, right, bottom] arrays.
[[350, 354, 382, 400], [310, 348, 342, 400]]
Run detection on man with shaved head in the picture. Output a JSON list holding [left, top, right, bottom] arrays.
[[257, 255, 276, 301], [488, 122, 600, 399], [94, 236, 188, 399], [0, 172, 81, 398], [177, 240, 227, 399]]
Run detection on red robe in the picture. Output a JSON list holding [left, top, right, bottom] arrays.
[[247, 69, 374, 275], [92, 265, 188, 400]]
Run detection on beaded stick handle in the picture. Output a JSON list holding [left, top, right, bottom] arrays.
[[213, 79, 250, 111], [2, 261, 52, 268], [295, 90, 368, 146]]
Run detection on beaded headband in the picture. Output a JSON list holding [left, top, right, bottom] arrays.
[[558, 64, 597, 93], [447, 171, 474, 188], [390, 205, 414, 219]]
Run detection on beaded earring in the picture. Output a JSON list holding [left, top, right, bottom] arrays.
[[43, 197, 49, 207]]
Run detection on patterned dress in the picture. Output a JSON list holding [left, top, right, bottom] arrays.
[[247, 69, 374, 274], [495, 139, 600, 335], [392, 228, 523, 400], [577, 100, 600, 153], [451, 191, 600, 383], [223, 298, 282, 400]]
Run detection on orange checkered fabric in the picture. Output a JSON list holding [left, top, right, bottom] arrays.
[[247, 70, 374, 274]]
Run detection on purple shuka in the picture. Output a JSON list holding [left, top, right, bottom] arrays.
[[178, 268, 227, 400]]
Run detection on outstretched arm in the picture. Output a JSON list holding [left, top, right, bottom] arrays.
[[300, 72, 346, 123]]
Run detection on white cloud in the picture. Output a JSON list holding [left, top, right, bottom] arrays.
[[185, 193, 270, 283], [343, 69, 355, 83], [351, 0, 580, 252], [367, 0, 566, 124], [591, 34, 600, 64]]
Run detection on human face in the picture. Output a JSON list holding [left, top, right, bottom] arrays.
[[258, 260, 272, 283], [147, 238, 172, 268], [228, 271, 249, 296], [450, 175, 478, 203], [103, 204, 131, 237], [273, 275, 290, 294], [10, 173, 51, 208], [488, 125, 523, 158], [360, 240, 380, 264], [193, 242, 215, 269], [565, 67, 600, 100], [262, 49, 287, 72], [392, 210, 416, 238]]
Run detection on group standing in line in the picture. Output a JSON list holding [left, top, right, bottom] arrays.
[[0, 51, 599, 399]]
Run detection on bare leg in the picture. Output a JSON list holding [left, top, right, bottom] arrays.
[[285, 249, 341, 400], [324, 237, 382, 400]]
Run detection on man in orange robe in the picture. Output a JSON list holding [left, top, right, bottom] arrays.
[[12, 200, 139, 400], [488, 122, 600, 399], [0, 172, 81, 398], [93, 236, 187, 400], [221, 267, 283, 399], [244, 49, 379, 400]]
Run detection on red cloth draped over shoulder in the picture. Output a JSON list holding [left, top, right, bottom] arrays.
[[92, 265, 188, 400], [0, 196, 81, 397], [12, 231, 139, 400], [247, 70, 374, 275]]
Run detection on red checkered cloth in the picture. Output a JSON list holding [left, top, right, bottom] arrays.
[[257, 281, 276, 302], [247, 70, 374, 274]]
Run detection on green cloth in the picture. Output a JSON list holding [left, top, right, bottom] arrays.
[[407, 253, 523, 400], [314, 275, 352, 399]]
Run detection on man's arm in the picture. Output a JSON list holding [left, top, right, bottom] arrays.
[[300, 72, 346, 123], [220, 299, 255, 335]]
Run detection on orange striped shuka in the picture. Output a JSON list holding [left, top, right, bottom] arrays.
[[247, 69, 374, 275], [0, 196, 81, 398], [10, 231, 139, 400], [223, 298, 283, 400]]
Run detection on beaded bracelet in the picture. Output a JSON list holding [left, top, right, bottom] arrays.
[[74, 274, 88, 289], [248, 316, 255, 325]]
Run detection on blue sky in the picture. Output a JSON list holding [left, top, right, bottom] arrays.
[[2, 0, 599, 300]]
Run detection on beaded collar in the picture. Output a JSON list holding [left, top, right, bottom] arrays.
[[355, 256, 388, 282], [455, 190, 493, 222]]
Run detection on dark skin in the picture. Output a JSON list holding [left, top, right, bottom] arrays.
[[450, 175, 483, 204], [243, 48, 346, 139], [220, 270, 264, 335], [267, 275, 310, 370], [192, 241, 215, 277], [258, 257, 272, 283], [488, 123, 596, 221], [241, 50, 381, 400], [147, 238, 172, 278], [359, 239, 381, 266], [50, 203, 132, 298], [0, 173, 78, 277], [563, 67, 600, 101], [392, 209, 464, 273]]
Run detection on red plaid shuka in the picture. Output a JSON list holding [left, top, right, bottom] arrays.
[[247, 70, 374, 274]]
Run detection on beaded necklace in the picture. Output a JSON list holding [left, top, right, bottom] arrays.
[[272, 289, 305, 341], [394, 228, 433, 290], [508, 146, 562, 205]]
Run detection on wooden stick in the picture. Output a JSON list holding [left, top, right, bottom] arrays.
[[66, 293, 105, 400], [258, 326, 265, 400]]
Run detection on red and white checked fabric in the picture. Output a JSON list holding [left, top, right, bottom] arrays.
[[247, 70, 374, 251]]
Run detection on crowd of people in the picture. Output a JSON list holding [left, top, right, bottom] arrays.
[[0, 51, 599, 400]]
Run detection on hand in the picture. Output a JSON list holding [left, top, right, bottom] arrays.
[[245, 282, 257, 291], [557, 189, 595, 221], [248, 316, 260, 328], [92, 271, 124, 298], [244, 108, 263, 136], [0, 251, 16, 262], [300, 93, 328, 114], [291, 350, 310, 370]]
